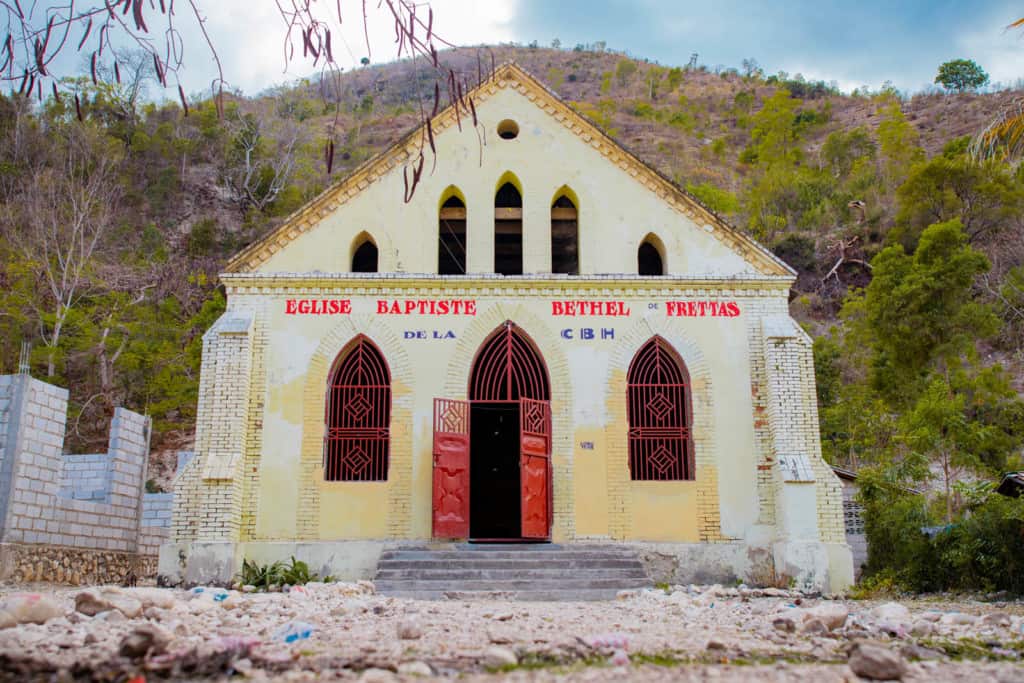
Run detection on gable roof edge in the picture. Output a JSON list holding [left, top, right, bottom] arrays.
[[225, 62, 795, 277]]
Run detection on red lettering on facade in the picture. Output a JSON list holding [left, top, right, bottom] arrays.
[[664, 300, 743, 317], [374, 299, 478, 315], [285, 299, 352, 315], [549, 301, 632, 316]]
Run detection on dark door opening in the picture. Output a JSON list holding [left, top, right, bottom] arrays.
[[469, 402, 521, 539]]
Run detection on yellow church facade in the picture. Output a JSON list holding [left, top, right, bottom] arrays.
[[161, 64, 854, 593]]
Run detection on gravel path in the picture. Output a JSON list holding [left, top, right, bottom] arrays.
[[1, 581, 1023, 681]]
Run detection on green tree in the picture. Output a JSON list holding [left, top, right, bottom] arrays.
[[877, 100, 924, 186], [893, 155, 1024, 247], [847, 219, 997, 402], [614, 59, 637, 87], [934, 58, 989, 93], [741, 90, 802, 167]]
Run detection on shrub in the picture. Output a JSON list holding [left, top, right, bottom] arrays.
[[860, 473, 1024, 593], [771, 234, 817, 274]]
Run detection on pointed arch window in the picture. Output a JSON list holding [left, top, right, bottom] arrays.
[[495, 180, 523, 275], [439, 193, 467, 274], [324, 337, 391, 481], [351, 235, 379, 273], [551, 192, 578, 275], [638, 235, 664, 276], [627, 337, 694, 480]]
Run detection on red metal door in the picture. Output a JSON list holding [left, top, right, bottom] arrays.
[[432, 398, 471, 538], [519, 398, 551, 539]]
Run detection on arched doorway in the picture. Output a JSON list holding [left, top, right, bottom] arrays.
[[432, 322, 552, 541]]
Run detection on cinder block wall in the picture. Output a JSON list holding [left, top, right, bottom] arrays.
[[0, 374, 172, 558]]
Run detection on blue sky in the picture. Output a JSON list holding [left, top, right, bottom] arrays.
[[137, 1, 1023, 96], [506, 0, 1021, 93]]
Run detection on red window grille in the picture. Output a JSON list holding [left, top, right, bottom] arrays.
[[627, 336, 694, 480], [469, 322, 550, 401], [324, 337, 391, 481]]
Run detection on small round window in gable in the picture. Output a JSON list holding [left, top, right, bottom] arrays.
[[497, 119, 519, 140]]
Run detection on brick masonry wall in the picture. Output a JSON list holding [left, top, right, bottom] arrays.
[[60, 453, 111, 501], [0, 374, 178, 582]]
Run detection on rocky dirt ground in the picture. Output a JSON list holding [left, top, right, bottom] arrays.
[[1, 581, 1023, 682]]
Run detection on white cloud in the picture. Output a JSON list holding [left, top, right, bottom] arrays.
[[175, 1, 520, 96]]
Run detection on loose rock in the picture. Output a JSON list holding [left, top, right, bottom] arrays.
[[0, 593, 63, 628], [870, 602, 910, 623], [848, 642, 907, 681], [396, 617, 422, 640], [806, 602, 848, 630], [397, 661, 433, 676], [483, 645, 518, 668], [119, 623, 172, 659]]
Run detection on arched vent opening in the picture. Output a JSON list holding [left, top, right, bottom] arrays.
[[638, 238, 664, 276], [324, 337, 391, 481], [352, 238, 379, 273], [439, 194, 467, 274], [495, 182, 523, 275], [551, 194, 578, 275], [469, 322, 550, 402], [627, 337, 693, 480]]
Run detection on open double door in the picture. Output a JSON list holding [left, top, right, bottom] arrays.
[[431, 397, 551, 540]]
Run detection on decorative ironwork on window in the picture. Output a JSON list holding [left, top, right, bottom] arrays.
[[469, 322, 550, 401], [627, 336, 694, 480], [324, 337, 390, 481]]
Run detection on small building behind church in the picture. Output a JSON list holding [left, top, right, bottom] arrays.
[[161, 64, 853, 593]]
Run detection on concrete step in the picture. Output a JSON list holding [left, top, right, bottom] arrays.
[[380, 588, 636, 601], [378, 550, 641, 562], [374, 544, 653, 601], [375, 577, 651, 591], [377, 558, 643, 570], [375, 567, 648, 581]]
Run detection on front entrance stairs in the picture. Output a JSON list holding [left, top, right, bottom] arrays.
[[373, 544, 653, 601]]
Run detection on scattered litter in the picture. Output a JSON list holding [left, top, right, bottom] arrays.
[[273, 621, 315, 643]]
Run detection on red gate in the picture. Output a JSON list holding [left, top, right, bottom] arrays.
[[432, 398, 471, 538], [519, 397, 551, 539]]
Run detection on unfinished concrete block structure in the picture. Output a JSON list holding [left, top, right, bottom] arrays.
[[0, 373, 169, 583]]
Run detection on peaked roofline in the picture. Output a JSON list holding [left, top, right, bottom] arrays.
[[225, 62, 796, 277]]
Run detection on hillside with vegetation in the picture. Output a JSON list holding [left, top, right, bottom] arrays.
[[2, 44, 1023, 585]]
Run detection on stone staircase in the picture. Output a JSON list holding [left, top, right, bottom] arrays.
[[374, 544, 652, 601]]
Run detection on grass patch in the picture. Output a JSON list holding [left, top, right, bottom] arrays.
[[918, 638, 1024, 661]]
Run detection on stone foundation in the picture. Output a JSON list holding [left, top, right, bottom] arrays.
[[0, 542, 152, 585], [158, 539, 853, 593]]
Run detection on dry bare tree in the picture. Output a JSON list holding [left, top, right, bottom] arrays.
[[0, 1, 483, 199], [222, 109, 306, 213], [8, 123, 123, 377]]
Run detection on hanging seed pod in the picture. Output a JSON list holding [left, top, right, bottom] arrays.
[[132, 0, 148, 32], [114, 60, 121, 84], [325, 139, 335, 174], [77, 18, 92, 51], [51, 82, 61, 104], [74, 93, 83, 122], [90, 52, 98, 84], [178, 84, 189, 116]]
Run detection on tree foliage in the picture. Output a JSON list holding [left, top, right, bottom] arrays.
[[934, 59, 990, 93]]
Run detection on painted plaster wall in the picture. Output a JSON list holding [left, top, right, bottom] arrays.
[[235, 285, 772, 545], [252, 88, 756, 279]]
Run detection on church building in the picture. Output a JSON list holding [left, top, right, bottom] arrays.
[[162, 64, 853, 593]]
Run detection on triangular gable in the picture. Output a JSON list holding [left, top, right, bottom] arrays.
[[225, 63, 794, 277]]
